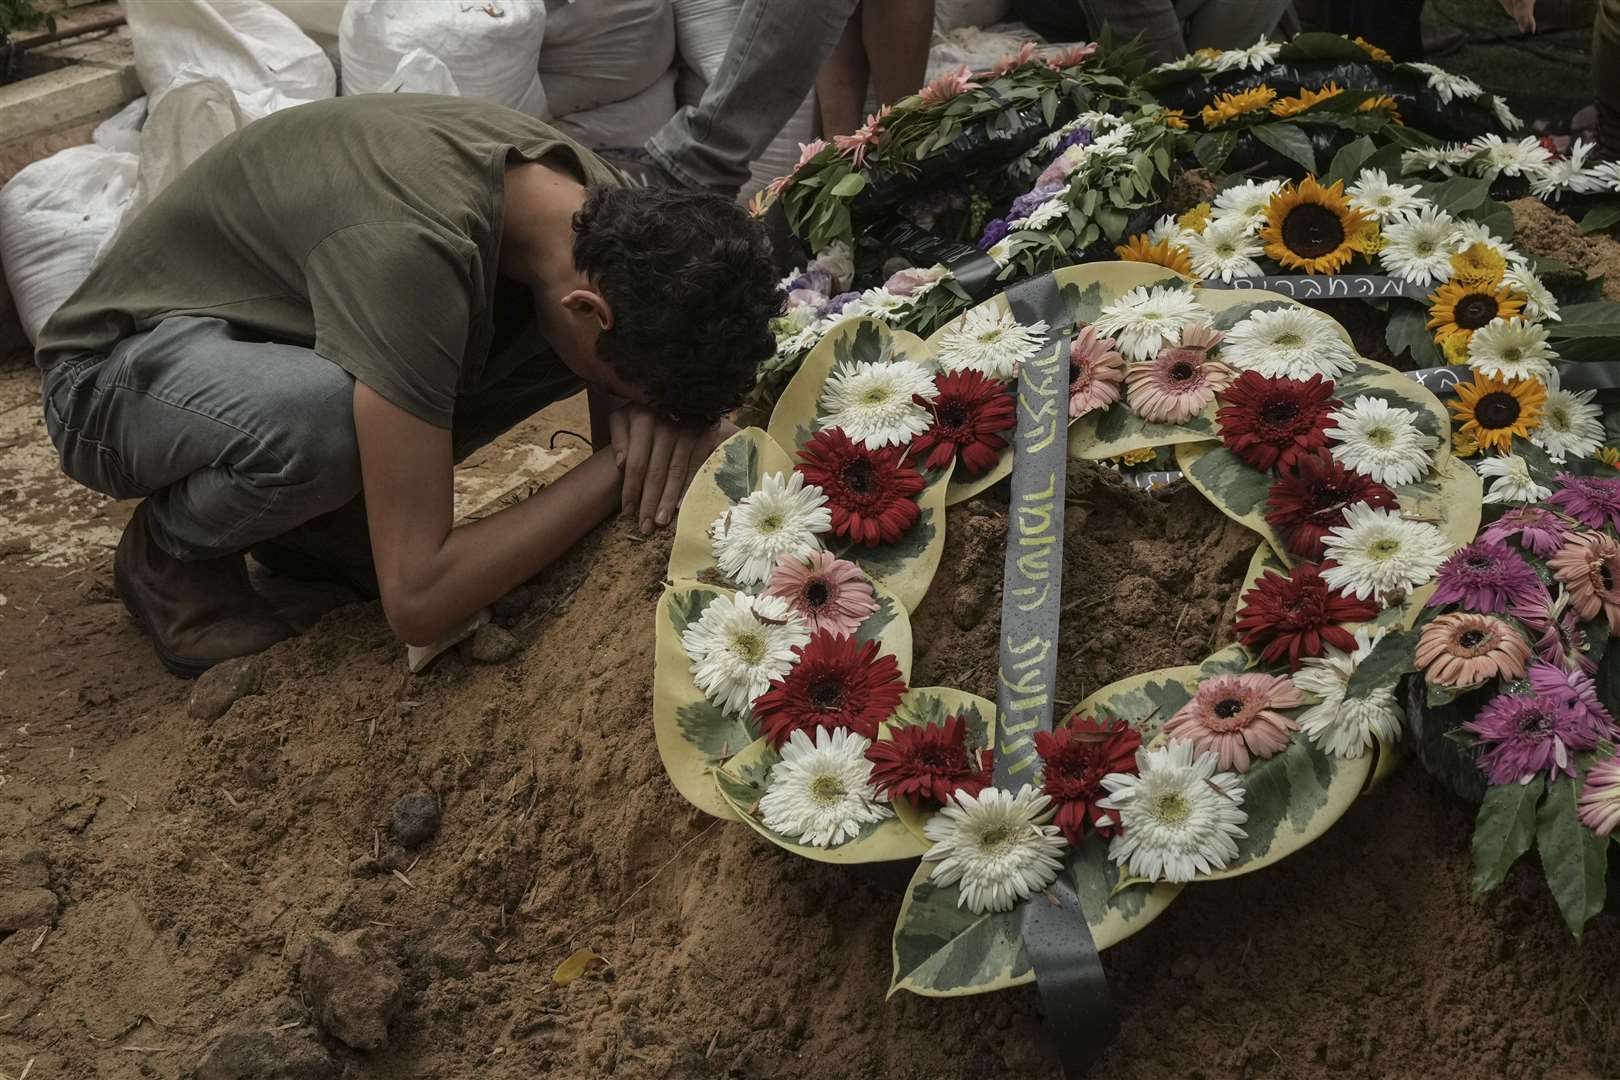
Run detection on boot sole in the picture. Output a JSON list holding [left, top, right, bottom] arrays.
[[113, 556, 216, 680]]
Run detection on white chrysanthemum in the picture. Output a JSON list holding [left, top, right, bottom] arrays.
[[1478, 454, 1553, 505], [1401, 143, 1474, 177], [848, 287, 909, 320], [1221, 306, 1356, 378], [1451, 219, 1524, 269], [1490, 95, 1522, 131], [682, 593, 811, 716], [1155, 51, 1217, 73], [1097, 741, 1247, 884], [711, 471, 830, 586], [1319, 503, 1451, 603], [1214, 37, 1281, 72], [1346, 169, 1426, 225], [1146, 212, 1189, 246], [759, 727, 891, 848], [1530, 139, 1602, 198], [1531, 374, 1605, 465], [1474, 134, 1552, 180], [1466, 317, 1557, 383], [1012, 196, 1068, 231], [1183, 216, 1263, 283], [1093, 284, 1212, 362], [923, 785, 1067, 914], [933, 306, 1050, 380], [1327, 396, 1438, 487], [1380, 205, 1463, 286], [1407, 61, 1483, 103], [817, 358, 938, 449], [1586, 160, 1620, 194], [1089, 127, 1134, 157], [1293, 628, 1403, 760], [1504, 265, 1560, 322], [1210, 178, 1285, 233]]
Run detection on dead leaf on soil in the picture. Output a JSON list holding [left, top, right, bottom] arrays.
[[552, 948, 609, 986]]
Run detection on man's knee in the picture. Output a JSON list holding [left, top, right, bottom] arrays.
[[283, 380, 363, 508]]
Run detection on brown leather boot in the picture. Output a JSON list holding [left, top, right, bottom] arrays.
[[114, 502, 294, 677]]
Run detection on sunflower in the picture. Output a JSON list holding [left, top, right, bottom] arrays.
[[1259, 177, 1371, 274], [1200, 85, 1278, 128], [1426, 279, 1524, 347], [1354, 36, 1393, 62], [1358, 95, 1403, 124], [1271, 82, 1343, 118], [1177, 201, 1212, 233], [1449, 372, 1546, 454], [1115, 234, 1193, 275]]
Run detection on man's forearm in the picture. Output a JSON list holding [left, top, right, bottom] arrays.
[[387, 448, 621, 645]]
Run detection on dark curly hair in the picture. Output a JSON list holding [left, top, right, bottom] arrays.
[[572, 185, 782, 426]]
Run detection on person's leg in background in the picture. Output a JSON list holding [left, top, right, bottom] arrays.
[[816, 10, 870, 138], [646, 0, 860, 194], [41, 317, 364, 673], [864, 0, 935, 108], [1595, 0, 1620, 157], [1179, 0, 1292, 50]]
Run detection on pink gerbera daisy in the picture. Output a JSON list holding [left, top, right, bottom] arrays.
[[1123, 326, 1234, 424], [1163, 672, 1306, 772], [920, 66, 980, 106], [1068, 325, 1125, 418], [766, 551, 879, 637], [1577, 757, 1620, 837]]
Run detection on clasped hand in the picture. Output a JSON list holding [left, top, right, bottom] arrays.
[[608, 404, 737, 533]]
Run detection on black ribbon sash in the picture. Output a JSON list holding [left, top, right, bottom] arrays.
[[997, 274, 1120, 1076]]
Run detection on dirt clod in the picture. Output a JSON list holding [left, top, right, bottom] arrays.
[[467, 624, 520, 663], [300, 929, 404, 1051], [412, 926, 494, 980], [390, 792, 441, 850], [188, 655, 264, 721], [0, 886, 57, 930], [196, 1023, 338, 1080]]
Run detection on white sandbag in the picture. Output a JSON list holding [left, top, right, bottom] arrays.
[[376, 48, 461, 97], [340, 0, 547, 115], [539, 0, 674, 117], [92, 97, 148, 155], [742, 89, 817, 199], [935, 0, 1011, 31], [672, 0, 738, 83], [124, 0, 336, 109], [0, 146, 140, 344], [260, 0, 345, 40], [131, 70, 250, 217], [552, 68, 678, 150]]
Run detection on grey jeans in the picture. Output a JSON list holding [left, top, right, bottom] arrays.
[[41, 316, 579, 562], [646, 0, 859, 192]]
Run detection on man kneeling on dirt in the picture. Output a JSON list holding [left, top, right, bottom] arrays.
[[33, 95, 780, 677]]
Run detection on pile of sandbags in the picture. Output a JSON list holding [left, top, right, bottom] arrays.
[[339, 0, 548, 114], [543, 0, 678, 149]]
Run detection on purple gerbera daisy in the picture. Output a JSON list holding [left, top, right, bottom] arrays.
[[1463, 691, 1585, 786], [978, 216, 1010, 251], [1528, 661, 1617, 745], [1546, 473, 1620, 531], [1007, 183, 1062, 221], [1479, 506, 1573, 558], [1428, 539, 1549, 613], [1511, 591, 1599, 674]]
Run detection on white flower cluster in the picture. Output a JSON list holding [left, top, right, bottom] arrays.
[[768, 242, 951, 373], [1404, 136, 1619, 200]]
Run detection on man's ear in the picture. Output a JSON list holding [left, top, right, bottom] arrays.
[[561, 288, 614, 333]]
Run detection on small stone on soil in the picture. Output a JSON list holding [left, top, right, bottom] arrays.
[[414, 927, 493, 980], [466, 624, 520, 663], [196, 1024, 337, 1080], [189, 656, 264, 721], [0, 887, 57, 930], [390, 793, 440, 849], [300, 930, 404, 1051]]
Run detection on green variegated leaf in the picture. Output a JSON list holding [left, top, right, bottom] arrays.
[[667, 428, 798, 585], [1176, 441, 1285, 558], [886, 687, 997, 845], [1067, 663, 1203, 742], [889, 835, 1181, 998], [654, 582, 748, 819], [713, 737, 929, 865]]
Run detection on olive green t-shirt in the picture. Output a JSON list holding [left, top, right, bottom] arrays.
[[36, 94, 621, 428]]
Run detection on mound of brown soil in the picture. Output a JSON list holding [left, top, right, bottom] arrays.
[[5, 456, 1618, 1080]]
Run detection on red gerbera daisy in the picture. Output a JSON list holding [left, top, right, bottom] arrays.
[[908, 370, 1016, 478], [1035, 715, 1142, 844], [752, 631, 908, 747], [797, 428, 926, 547], [865, 714, 992, 806], [1234, 562, 1379, 670], [1215, 371, 1340, 474], [1264, 449, 1399, 561]]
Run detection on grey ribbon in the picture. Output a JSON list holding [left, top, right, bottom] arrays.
[[997, 274, 1120, 1077], [1201, 274, 1434, 300]]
